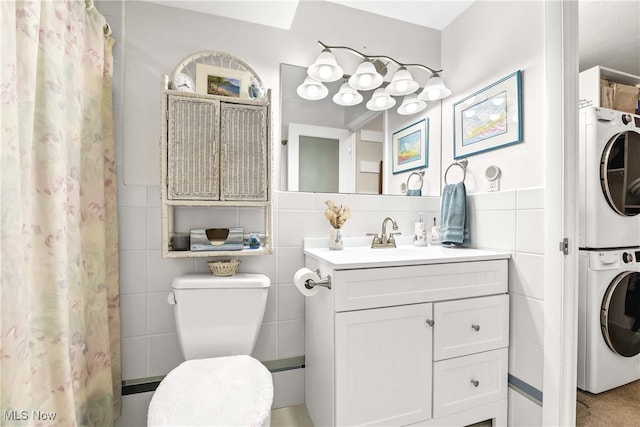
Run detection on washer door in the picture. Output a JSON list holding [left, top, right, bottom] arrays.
[[601, 271, 640, 357], [601, 130, 640, 216]]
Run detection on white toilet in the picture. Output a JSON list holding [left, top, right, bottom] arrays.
[[147, 273, 273, 427]]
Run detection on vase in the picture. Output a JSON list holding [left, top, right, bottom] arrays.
[[329, 227, 343, 250]]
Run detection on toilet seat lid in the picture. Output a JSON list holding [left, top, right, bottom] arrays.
[[147, 355, 273, 426]]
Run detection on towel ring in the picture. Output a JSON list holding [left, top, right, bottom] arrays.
[[444, 159, 468, 185], [406, 170, 425, 192]]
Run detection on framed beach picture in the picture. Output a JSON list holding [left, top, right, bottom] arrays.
[[453, 70, 522, 159], [392, 118, 428, 174], [195, 63, 250, 98]]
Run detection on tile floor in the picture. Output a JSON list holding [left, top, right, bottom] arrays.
[[271, 405, 494, 427], [271, 405, 314, 427], [576, 379, 640, 426]]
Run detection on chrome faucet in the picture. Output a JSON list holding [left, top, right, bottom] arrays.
[[367, 216, 401, 248]]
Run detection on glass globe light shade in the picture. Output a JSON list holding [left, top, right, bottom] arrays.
[[307, 49, 344, 82], [398, 94, 427, 115], [366, 88, 396, 111], [386, 67, 419, 96], [348, 61, 384, 91], [296, 77, 328, 100]]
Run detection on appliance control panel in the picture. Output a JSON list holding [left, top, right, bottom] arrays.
[[595, 107, 640, 129], [588, 249, 640, 270]]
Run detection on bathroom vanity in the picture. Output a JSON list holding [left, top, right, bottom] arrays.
[[303, 243, 510, 427]]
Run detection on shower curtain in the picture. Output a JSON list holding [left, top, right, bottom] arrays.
[[1, 1, 121, 425]]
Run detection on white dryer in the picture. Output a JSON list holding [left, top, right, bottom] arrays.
[[578, 249, 640, 393], [579, 107, 640, 249]]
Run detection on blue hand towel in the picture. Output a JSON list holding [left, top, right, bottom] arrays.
[[440, 182, 469, 245]]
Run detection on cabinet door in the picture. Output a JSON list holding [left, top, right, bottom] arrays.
[[220, 103, 268, 201], [167, 95, 220, 200], [335, 303, 433, 426]]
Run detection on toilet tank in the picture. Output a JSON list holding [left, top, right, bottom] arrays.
[[171, 273, 270, 360]]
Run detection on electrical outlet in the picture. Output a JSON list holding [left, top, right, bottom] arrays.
[[484, 165, 501, 193]]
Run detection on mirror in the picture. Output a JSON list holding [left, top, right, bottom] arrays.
[[280, 63, 385, 194]]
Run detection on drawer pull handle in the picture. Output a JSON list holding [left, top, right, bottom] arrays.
[[426, 319, 434, 327], [471, 324, 480, 331], [471, 379, 480, 387]]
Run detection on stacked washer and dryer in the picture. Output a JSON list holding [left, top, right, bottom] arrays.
[[577, 106, 640, 393]]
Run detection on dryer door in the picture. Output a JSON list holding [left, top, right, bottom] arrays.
[[601, 271, 640, 357], [601, 130, 640, 216]]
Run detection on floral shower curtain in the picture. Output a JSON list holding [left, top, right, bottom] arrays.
[[1, 1, 121, 425]]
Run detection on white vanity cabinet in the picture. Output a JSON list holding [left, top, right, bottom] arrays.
[[303, 248, 510, 427]]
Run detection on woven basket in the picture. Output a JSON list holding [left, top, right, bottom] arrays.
[[207, 259, 240, 276]]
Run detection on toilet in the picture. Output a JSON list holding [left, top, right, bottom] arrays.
[[147, 273, 273, 426]]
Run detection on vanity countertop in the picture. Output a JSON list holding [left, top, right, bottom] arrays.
[[304, 242, 510, 270]]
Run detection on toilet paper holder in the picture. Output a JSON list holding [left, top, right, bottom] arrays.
[[305, 269, 332, 290]]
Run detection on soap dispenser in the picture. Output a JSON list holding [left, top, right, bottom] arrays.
[[413, 213, 427, 247], [429, 217, 441, 246]]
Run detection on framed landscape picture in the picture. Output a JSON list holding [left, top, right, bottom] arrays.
[[392, 118, 428, 174], [453, 70, 522, 159], [195, 63, 250, 98]]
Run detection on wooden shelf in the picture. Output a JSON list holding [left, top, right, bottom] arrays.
[[165, 246, 271, 259]]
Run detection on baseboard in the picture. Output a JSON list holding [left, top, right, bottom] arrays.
[[122, 356, 305, 395]]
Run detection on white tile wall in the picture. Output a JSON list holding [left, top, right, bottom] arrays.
[[272, 369, 306, 408], [117, 188, 445, 414], [507, 389, 543, 426], [120, 336, 148, 380], [119, 250, 147, 295], [120, 294, 147, 337], [116, 173, 546, 416], [114, 369, 307, 425], [118, 207, 148, 251], [510, 253, 545, 301], [468, 188, 545, 413], [115, 391, 154, 427]]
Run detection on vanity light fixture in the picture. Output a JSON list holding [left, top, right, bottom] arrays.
[[300, 40, 451, 114]]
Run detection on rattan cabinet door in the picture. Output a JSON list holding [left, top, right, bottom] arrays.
[[167, 95, 220, 200], [220, 103, 268, 201]]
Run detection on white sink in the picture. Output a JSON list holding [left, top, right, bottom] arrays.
[[303, 243, 510, 269]]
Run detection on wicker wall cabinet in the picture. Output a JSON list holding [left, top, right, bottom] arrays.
[[160, 76, 272, 258]]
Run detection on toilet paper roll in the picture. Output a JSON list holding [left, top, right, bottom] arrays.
[[293, 268, 322, 297]]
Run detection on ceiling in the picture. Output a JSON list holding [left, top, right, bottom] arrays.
[[137, 0, 475, 31], [141, 0, 640, 76], [578, 0, 640, 76]]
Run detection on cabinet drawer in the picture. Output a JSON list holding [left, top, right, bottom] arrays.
[[334, 260, 508, 312], [433, 294, 509, 361], [433, 348, 508, 419]]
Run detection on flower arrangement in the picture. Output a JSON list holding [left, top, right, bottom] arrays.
[[324, 200, 351, 229]]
